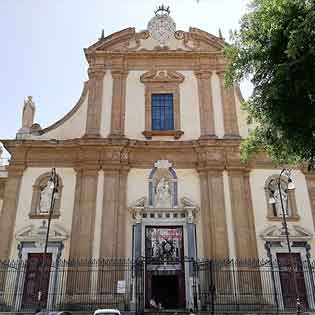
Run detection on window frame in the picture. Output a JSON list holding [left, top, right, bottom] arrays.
[[151, 92, 175, 131], [140, 70, 184, 139]]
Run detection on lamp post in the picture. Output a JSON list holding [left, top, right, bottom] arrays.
[[268, 169, 301, 315], [37, 167, 59, 311]]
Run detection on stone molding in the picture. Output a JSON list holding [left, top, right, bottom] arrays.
[[2, 138, 302, 171], [140, 70, 185, 139]]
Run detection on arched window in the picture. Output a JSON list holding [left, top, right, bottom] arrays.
[[148, 163, 178, 208], [30, 172, 63, 218], [265, 175, 299, 220]]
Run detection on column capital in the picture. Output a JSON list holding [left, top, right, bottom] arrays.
[[111, 68, 129, 79], [194, 69, 212, 80], [88, 65, 106, 79]]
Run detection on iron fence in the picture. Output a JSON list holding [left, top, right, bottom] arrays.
[[0, 257, 314, 314]]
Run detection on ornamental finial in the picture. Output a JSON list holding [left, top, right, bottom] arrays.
[[154, 4, 170, 16]]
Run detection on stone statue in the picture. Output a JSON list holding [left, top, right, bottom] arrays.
[[22, 96, 35, 129], [155, 177, 171, 208], [38, 183, 53, 213], [274, 187, 289, 216]]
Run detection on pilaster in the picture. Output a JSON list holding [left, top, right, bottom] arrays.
[[110, 59, 128, 138], [100, 168, 129, 258], [69, 167, 99, 259], [195, 70, 216, 138], [85, 65, 106, 137], [228, 170, 258, 259], [198, 169, 229, 259], [217, 71, 240, 138], [0, 165, 24, 261]]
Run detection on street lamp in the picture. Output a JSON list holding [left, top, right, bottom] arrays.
[[268, 169, 301, 315], [37, 167, 59, 311]]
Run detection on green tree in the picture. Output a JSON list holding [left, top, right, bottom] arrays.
[[225, 0, 315, 168]]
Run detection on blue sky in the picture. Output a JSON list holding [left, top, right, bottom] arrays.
[[0, 0, 251, 153]]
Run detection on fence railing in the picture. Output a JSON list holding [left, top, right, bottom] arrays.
[[0, 257, 314, 314]]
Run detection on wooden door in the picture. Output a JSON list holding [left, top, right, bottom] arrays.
[[277, 253, 308, 310], [22, 253, 52, 309]]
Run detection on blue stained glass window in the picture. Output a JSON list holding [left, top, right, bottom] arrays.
[[151, 93, 174, 131]]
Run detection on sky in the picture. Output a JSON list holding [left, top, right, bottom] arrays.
[[0, 0, 252, 157]]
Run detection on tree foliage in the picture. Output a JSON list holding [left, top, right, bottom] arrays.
[[225, 0, 315, 166]]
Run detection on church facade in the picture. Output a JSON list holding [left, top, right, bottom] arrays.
[[1, 7, 315, 312]]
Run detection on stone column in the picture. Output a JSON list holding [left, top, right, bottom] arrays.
[[304, 172, 315, 230], [228, 170, 258, 259], [195, 70, 216, 138], [69, 167, 99, 259], [0, 165, 24, 261], [85, 65, 106, 137], [199, 169, 229, 259], [217, 72, 240, 138], [110, 68, 128, 138], [100, 168, 129, 258]]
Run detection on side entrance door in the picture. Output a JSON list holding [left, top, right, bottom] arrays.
[[21, 253, 52, 310], [277, 253, 308, 310]]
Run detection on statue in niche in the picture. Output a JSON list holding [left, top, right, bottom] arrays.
[[273, 186, 289, 216], [155, 177, 171, 208], [38, 183, 53, 213]]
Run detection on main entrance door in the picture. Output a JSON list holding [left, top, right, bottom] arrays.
[[145, 226, 186, 309], [277, 253, 308, 310], [21, 253, 52, 310]]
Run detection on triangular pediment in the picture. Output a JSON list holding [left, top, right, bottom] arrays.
[[261, 225, 313, 241]]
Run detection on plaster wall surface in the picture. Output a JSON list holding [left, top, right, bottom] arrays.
[[250, 169, 315, 258], [125, 71, 146, 139], [34, 91, 88, 140], [10, 167, 76, 259], [100, 71, 113, 137]]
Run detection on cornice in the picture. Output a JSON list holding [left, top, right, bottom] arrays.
[[0, 137, 295, 171]]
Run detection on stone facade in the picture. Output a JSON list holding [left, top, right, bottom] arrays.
[[1, 9, 315, 311]]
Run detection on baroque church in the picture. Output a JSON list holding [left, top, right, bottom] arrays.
[[1, 6, 315, 313]]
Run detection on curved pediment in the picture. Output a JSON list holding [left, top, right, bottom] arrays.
[[85, 26, 225, 56]]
